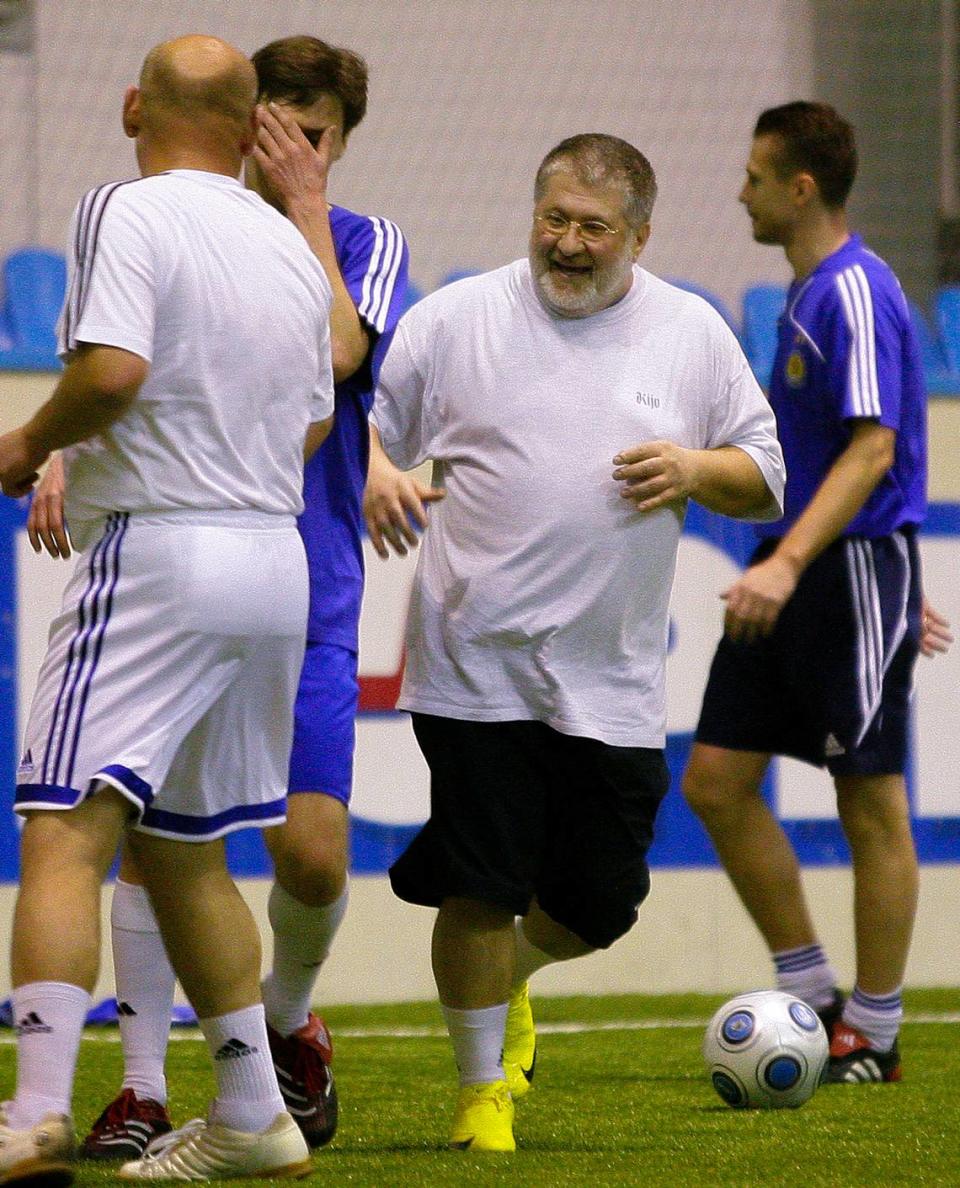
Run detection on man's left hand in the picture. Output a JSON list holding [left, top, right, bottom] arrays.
[[613, 441, 698, 512], [721, 554, 799, 642], [253, 102, 334, 214], [0, 428, 45, 498]]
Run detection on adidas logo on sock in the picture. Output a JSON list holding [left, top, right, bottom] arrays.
[[214, 1037, 259, 1061], [15, 1011, 53, 1035], [117, 1001, 138, 1017]]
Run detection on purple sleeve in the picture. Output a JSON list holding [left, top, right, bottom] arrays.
[[826, 268, 907, 430], [338, 215, 410, 340]]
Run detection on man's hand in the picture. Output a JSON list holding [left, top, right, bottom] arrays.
[[253, 102, 335, 214], [613, 441, 700, 512], [920, 598, 953, 658], [721, 553, 800, 642], [27, 452, 71, 558], [364, 456, 444, 559], [0, 427, 46, 499]]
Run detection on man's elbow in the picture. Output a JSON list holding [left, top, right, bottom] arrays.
[[78, 345, 149, 409], [330, 337, 368, 384]]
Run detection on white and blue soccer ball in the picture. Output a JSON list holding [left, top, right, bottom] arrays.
[[703, 990, 828, 1109]]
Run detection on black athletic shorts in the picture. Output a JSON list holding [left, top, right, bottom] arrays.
[[695, 529, 922, 775], [389, 714, 669, 949]]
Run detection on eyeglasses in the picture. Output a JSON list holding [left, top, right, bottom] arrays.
[[534, 212, 621, 245]]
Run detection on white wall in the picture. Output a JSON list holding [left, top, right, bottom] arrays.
[[0, 0, 814, 307]]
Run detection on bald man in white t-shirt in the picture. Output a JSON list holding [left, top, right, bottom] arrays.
[[0, 36, 333, 1184], [365, 133, 786, 1153]]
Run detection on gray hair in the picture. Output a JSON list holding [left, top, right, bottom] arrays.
[[535, 133, 657, 227]]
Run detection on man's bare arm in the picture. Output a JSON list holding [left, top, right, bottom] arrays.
[[0, 344, 147, 498], [254, 104, 368, 381], [612, 441, 772, 517], [722, 420, 895, 641]]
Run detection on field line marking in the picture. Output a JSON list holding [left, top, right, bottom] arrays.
[[0, 1011, 957, 1043]]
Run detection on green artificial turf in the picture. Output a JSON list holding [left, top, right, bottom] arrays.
[[5, 988, 958, 1186]]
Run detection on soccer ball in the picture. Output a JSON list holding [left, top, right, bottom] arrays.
[[703, 990, 828, 1109]]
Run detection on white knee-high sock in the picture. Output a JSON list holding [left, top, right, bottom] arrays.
[[261, 882, 348, 1037], [8, 981, 91, 1127], [512, 919, 558, 989], [200, 1004, 286, 1133], [441, 1003, 509, 1086], [112, 879, 175, 1104]]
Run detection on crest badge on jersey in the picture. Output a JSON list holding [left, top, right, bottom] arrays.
[[785, 348, 806, 388]]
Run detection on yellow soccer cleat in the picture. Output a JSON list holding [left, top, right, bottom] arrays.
[[502, 982, 537, 1100], [448, 1081, 515, 1152]]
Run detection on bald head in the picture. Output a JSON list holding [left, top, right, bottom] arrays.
[[139, 35, 255, 132], [126, 36, 257, 174]]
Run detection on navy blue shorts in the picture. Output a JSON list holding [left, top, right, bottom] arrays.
[[287, 641, 358, 803], [389, 715, 669, 949], [696, 530, 922, 775]]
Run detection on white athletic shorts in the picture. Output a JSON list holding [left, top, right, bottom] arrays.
[[15, 509, 309, 841]]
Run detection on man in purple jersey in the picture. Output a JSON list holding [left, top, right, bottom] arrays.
[[683, 102, 950, 1084], [31, 35, 425, 1158]]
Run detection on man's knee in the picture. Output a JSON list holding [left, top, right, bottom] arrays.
[[835, 774, 914, 851], [267, 803, 349, 906], [682, 744, 765, 817]]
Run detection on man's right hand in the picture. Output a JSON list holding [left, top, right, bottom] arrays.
[[27, 452, 72, 558], [363, 452, 444, 559]]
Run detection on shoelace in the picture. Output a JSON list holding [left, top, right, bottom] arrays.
[[140, 1118, 206, 1162]]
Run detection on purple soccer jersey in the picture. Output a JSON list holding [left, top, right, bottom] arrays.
[[298, 206, 409, 648], [757, 233, 927, 541]]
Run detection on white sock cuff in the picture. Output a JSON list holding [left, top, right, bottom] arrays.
[[13, 981, 91, 1011], [111, 880, 159, 933], [199, 1002, 265, 1037]]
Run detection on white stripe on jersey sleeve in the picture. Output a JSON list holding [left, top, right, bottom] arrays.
[[835, 264, 882, 418], [357, 217, 405, 333]]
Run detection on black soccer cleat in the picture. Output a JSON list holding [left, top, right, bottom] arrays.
[[266, 1013, 338, 1148], [815, 988, 846, 1033], [823, 1023, 901, 1084], [80, 1089, 172, 1160]]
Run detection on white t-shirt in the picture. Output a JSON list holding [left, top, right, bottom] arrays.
[[373, 259, 785, 747], [57, 170, 334, 530]]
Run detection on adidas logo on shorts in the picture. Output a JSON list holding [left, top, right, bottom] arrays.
[[15, 1011, 53, 1035], [214, 1037, 259, 1061], [17, 748, 34, 775], [824, 732, 846, 757]]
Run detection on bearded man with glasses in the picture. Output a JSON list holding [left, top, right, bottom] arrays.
[[363, 132, 786, 1153]]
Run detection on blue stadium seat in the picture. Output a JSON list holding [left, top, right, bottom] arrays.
[[440, 268, 481, 287], [741, 283, 786, 388], [398, 279, 423, 314], [665, 278, 740, 338], [1, 247, 66, 365], [908, 299, 959, 394], [934, 285, 960, 374]]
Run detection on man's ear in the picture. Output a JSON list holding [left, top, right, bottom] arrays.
[[239, 109, 257, 158], [631, 221, 652, 261], [794, 171, 817, 208], [122, 86, 141, 139]]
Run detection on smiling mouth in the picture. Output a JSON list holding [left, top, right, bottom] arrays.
[[550, 260, 591, 276]]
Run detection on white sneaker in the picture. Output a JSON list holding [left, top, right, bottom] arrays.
[[117, 1111, 312, 1181], [0, 1110, 76, 1187]]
